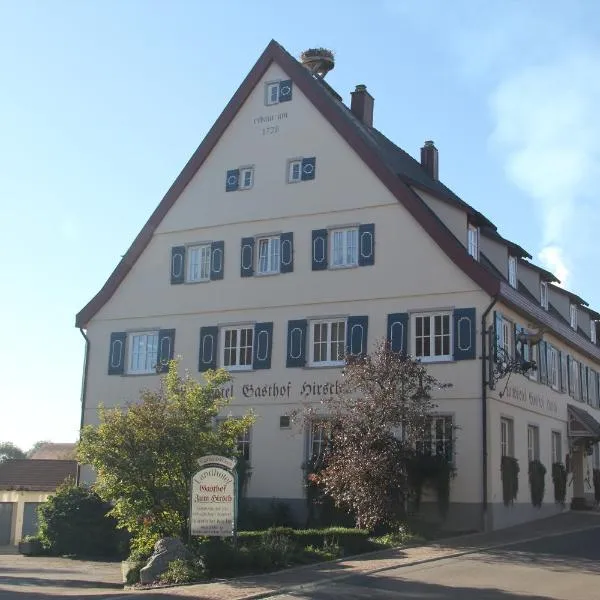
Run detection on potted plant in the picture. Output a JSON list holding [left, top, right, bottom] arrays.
[[18, 535, 44, 556]]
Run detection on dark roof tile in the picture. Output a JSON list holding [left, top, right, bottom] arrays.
[[0, 459, 77, 491]]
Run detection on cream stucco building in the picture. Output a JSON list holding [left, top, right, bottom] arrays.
[[76, 41, 600, 532]]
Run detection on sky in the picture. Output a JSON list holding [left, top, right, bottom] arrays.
[[1, 0, 599, 451]]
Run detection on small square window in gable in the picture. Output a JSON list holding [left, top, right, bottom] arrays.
[[226, 166, 254, 192], [265, 80, 293, 106]]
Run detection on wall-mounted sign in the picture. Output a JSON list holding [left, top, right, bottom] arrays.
[[190, 456, 237, 537], [217, 380, 345, 401], [503, 385, 559, 416]]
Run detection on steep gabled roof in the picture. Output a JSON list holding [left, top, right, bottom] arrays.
[[76, 39, 498, 328]]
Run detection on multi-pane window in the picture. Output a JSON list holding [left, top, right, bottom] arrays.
[[239, 167, 254, 190], [330, 228, 358, 268], [467, 224, 479, 259], [414, 313, 451, 361], [237, 427, 251, 461], [589, 370, 598, 408], [416, 416, 453, 462], [527, 344, 538, 381], [310, 319, 346, 366], [257, 236, 281, 275], [548, 345, 559, 391], [508, 256, 517, 288], [501, 417, 514, 457], [128, 332, 159, 374], [551, 431, 562, 464], [187, 244, 211, 282], [309, 422, 329, 461], [222, 326, 253, 370], [288, 160, 302, 183], [591, 321, 597, 344], [570, 304, 578, 330], [540, 281, 548, 310], [571, 358, 581, 400], [527, 424, 540, 462]]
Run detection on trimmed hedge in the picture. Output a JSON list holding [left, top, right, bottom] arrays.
[[237, 527, 374, 555]]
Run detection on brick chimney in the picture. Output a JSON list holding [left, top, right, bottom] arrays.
[[420, 140, 439, 180], [350, 84, 374, 127]]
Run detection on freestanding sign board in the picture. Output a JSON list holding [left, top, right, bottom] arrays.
[[190, 455, 237, 537]]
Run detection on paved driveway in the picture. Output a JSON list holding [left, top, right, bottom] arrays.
[[272, 522, 600, 600]]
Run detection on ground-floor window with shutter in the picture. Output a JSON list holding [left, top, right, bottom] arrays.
[[501, 417, 514, 457], [527, 424, 540, 462], [551, 430, 562, 464], [413, 312, 451, 362], [308, 421, 331, 462], [222, 326, 254, 370], [416, 416, 453, 462], [310, 319, 346, 366]]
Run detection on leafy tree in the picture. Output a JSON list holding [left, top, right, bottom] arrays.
[[303, 341, 449, 530], [78, 361, 253, 554], [0, 442, 26, 462]]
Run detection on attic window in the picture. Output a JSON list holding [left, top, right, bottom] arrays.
[[467, 225, 479, 260], [508, 256, 517, 288], [265, 80, 293, 106], [570, 304, 578, 330], [591, 321, 597, 344], [540, 281, 548, 310]]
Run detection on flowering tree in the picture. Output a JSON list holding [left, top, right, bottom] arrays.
[[304, 341, 449, 530]]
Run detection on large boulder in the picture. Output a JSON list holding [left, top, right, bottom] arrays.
[[139, 537, 193, 584]]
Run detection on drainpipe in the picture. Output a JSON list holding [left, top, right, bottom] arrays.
[[75, 328, 90, 486], [481, 295, 498, 531]]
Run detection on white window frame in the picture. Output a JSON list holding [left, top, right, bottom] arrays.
[[551, 430, 562, 464], [548, 345, 559, 391], [220, 325, 254, 371], [309, 319, 346, 367], [571, 358, 581, 400], [239, 167, 254, 190], [413, 312, 452, 362], [540, 281, 548, 310], [287, 159, 302, 183], [527, 343, 539, 381], [256, 236, 281, 275], [329, 227, 358, 268], [591, 321, 597, 344], [127, 331, 159, 375], [265, 81, 280, 105], [508, 256, 517, 288], [186, 244, 211, 283], [527, 424, 540, 462], [570, 304, 578, 330], [416, 415, 454, 462], [502, 319, 513, 359], [309, 421, 329, 460], [467, 224, 479, 260], [501, 417, 514, 457]]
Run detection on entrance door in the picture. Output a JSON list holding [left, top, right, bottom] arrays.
[[0, 503, 14, 544]]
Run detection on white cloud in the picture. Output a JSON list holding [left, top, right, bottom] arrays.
[[489, 52, 600, 286]]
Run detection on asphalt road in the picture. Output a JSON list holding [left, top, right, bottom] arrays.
[[273, 526, 600, 600]]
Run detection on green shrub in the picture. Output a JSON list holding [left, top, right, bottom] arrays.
[[501, 456, 519, 506], [159, 559, 206, 584], [552, 462, 567, 505], [38, 481, 127, 558], [528, 460, 546, 508]]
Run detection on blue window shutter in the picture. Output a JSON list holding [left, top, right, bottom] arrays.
[[560, 351, 566, 392], [253, 322, 273, 370], [280, 232, 294, 273], [387, 313, 408, 353], [157, 329, 175, 373], [358, 223, 375, 267], [311, 229, 328, 271], [240, 237, 255, 277], [539, 341, 548, 384], [278, 80, 292, 102], [494, 311, 502, 362], [198, 326, 218, 372], [226, 169, 239, 192], [567, 355, 573, 395], [301, 157, 316, 181], [108, 332, 126, 375], [453, 308, 476, 361], [584, 366, 590, 404], [210, 241, 224, 280], [346, 316, 368, 357], [286, 319, 307, 367], [171, 246, 185, 284]]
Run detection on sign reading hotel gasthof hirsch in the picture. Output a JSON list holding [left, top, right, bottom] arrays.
[[191, 456, 237, 537]]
